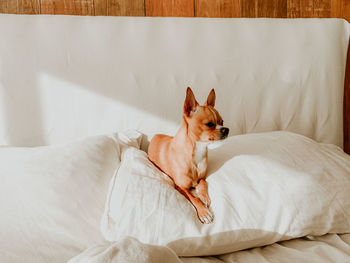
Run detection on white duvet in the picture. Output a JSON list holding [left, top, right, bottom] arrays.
[[69, 234, 350, 263]]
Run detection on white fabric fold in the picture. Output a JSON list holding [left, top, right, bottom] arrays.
[[68, 237, 181, 263]]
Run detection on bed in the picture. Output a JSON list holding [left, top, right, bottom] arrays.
[[0, 15, 350, 262]]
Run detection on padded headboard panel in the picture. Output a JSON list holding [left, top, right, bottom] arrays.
[[0, 15, 349, 147]]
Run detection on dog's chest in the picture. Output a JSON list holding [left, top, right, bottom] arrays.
[[191, 142, 208, 181], [194, 142, 208, 164]]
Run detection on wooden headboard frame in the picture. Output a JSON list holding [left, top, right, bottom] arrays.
[[344, 43, 350, 154]]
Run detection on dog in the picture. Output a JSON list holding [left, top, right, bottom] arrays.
[[148, 87, 229, 224]]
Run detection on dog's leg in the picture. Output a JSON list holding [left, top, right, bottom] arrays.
[[178, 186, 214, 224], [196, 179, 211, 208]]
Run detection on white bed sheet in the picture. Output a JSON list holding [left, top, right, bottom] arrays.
[[181, 234, 350, 263], [69, 234, 350, 263]]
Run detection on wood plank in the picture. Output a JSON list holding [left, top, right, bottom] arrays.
[[18, 0, 40, 13], [0, 0, 40, 14], [0, 0, 18, 13], [242, 0, 287, 18], [331, 0, 350, 22], [41, 0, 94, 15], [195, 0, 241, 17], [288, 0, 331, 18], [95, 0, 144, 16], [344, 42, 350, 154], [94, 0, 107, 15], [145, 0, 194, 17]]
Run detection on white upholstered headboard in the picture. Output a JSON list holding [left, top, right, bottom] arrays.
[[0, 15, 349, 147]]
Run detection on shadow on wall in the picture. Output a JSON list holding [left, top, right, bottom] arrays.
[[1, 65, 47, 146]]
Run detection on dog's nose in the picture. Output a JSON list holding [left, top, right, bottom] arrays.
[[220, 127, 229, 138]]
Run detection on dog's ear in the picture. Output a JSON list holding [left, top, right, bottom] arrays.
[[204, 89, 216, 107], [184, 87, 199, 116]]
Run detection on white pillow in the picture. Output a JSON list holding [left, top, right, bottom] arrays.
[[101, 131, 350, 256], [0, 135, 120, 263]]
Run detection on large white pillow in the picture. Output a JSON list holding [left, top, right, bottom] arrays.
[[0, 135, 121, 263], [101, 131, 350, 256]]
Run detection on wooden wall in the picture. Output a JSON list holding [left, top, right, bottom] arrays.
[[0, 0, 350, 22]]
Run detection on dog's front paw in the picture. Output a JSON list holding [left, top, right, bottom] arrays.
[[197, 207, 214, 224], [198, 194, 211, 208]]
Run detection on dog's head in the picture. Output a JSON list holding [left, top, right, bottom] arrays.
[[183, 87, 229, 142]]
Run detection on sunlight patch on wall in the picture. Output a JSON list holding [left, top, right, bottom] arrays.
[[38, 72, 178, 144]]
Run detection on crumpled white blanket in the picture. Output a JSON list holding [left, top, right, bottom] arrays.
[[68, 237, 181, 263], [69, 234, 350, 263]]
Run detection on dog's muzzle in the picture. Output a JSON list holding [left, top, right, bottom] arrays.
[[220, 127, 229, 139]]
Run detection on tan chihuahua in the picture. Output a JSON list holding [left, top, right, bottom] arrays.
[[148, 87, 229, 224]]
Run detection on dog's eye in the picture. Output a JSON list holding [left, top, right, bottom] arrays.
[[205, 122, 215, 128]]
